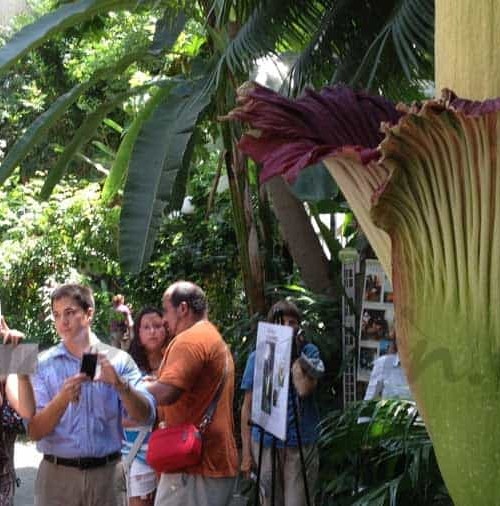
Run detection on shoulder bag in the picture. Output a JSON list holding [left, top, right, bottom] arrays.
[[146, 351, 228, 474]]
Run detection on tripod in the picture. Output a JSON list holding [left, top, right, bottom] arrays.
[[252, 381, 312, 506]]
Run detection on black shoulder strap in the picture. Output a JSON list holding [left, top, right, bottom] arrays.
[[199, 348, 228, 432]]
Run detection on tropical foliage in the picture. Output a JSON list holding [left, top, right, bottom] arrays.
[[0, 0, 436, 319], [0, 1, 452, 504], [0, 161, 246, 348], [318, 400, 451, 505], [0, 175, 120, 345]]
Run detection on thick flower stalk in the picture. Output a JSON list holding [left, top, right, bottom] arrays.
[[226, 82, 500, 505]]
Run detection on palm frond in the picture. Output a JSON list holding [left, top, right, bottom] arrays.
[[350, 0, 434, 89], [318, 399, 451, 505], [288, 0, 434, 97], [220, 0, 330, 78], [0, 50, 145, 186], [0, 0, 138, 75], [40, 79, 170, 199]]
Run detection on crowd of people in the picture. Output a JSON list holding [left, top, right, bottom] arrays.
[[0, 281, 326, 506]]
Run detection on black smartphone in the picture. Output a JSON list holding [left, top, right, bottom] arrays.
[[80, 352, 98, 379]]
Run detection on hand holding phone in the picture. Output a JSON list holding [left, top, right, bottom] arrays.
[[80, 352, 98, 379]]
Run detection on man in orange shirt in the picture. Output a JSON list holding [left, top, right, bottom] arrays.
[[147, 281, 238, 506]]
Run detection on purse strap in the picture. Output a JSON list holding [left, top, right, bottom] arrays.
[[123, 428, 149, 470], [123, 427, 149, 495], [199, 348, 228, 433]]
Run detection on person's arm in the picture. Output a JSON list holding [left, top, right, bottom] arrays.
[[0, 316, 24, 345], [0, 317, 35, 419], [364, 357, 385, 401], [292, 343, 324, 397], [98, 355, 153, 424], [240, 390, 254, 478], [5, 374, 35, 419], [292, 359, 318, 398], [125, 307, 134, 330], [28, 373, 87, 441], [147, 380, 183, 406]]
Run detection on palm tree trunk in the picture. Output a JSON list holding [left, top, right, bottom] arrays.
[[266, 176, 334, 295], [220, 118, 267, 316]]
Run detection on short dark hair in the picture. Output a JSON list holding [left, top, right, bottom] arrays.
[[166, 281, 207, 316], [51, 283, 94, 312], [129, 306, 165, 373], [266, 299, 301, 323]]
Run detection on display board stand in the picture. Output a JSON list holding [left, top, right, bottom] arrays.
[[250, 402, 311, 506], [250, 310, 311, 506]]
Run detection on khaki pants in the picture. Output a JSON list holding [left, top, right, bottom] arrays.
[[34, 458, 127, 506], [251, 441, 319, 506], [154, 473, 235, 506]]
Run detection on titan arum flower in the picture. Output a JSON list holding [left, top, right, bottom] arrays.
[[224, 81, 500, 505]]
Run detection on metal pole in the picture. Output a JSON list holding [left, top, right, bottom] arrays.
[[290, 382, 312, 506], [271, 437, 276, 506], [253, 426, 265, 506]]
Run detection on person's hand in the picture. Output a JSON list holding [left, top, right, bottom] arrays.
[[0, 316, 25, 346], [95, 354, 120, 387], [95, 354, 131, 395], [59, 373, 88, 404], [240, 450, 254, 479]]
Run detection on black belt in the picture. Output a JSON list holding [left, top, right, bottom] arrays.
[[43, 451, 121, 470]]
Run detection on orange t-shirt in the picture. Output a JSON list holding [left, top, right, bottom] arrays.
[[157, 320, 238, 477]]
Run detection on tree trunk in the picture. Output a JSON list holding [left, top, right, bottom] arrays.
[[266, 175, 334, 296], [221, 120, 267, 316]]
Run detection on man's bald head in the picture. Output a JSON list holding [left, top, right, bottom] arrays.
[[164, 281, 207, 317]]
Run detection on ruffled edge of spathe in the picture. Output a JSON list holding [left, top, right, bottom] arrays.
[[373, 89, 500, 210], [444, 88, 500, 116], [227, 81, 404, 183], [228, 83, 500, 185]]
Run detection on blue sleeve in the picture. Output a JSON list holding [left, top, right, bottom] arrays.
[[240, 351, 256, 391], [32, 363, 50, 412], [118, 351, 157, 426], [302, 343, 321, 360]]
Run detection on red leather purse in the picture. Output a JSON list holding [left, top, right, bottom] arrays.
[[146, 423, 202, 473]]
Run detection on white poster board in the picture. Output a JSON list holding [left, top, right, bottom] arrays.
[[358, 259, 395, 382], [251, 322, 293, 441], [0, 344, 38, 375]]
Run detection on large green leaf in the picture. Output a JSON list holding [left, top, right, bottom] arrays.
[[150, 8, 187, 55], [101, 8, 187, 203], [0, 0, 138, 75], [101, 83, 173, 204], [119, 78, 214, 273], [40, 80, 170, 199], [0, 51, 144, 186]]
